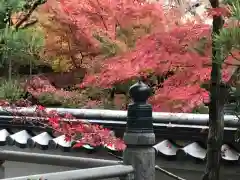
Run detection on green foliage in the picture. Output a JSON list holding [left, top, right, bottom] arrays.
[[116, 25, 151, 48], [114, 79, 137, 94], [0, 0, 26, 11], [0, 0, 45, 77], [93, 33, 121, 58], [93, 24, 151, 58], [229, 0, 240, 20], [0, 0, 25, 28], [192, 105, 209, 114], [116, 27, 134, 47], [214, 0, 240, 61], [217, 0, 240, 120], [0, 27, 44, 67], [190, 37, 208, 56], [0, 79, 25, 102], [82, 87, 107, 100], [215, 27, 240, 55], [38, 92, 63, 107], [38, 92, 84, 108]]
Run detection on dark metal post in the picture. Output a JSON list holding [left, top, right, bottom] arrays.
[[123, 81, 155, 180]]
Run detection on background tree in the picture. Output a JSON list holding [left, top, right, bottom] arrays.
[[203, 0, 225, 179], [203, 0, 240, 179], [62, 0, 237, 112], [0, 0, 45, 79]]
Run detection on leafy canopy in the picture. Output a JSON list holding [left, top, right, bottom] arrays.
[[70, 0, 235, 112], [0, 0, 45, 74], [215, 0, 240, 57], [44, 0, 239, 112]]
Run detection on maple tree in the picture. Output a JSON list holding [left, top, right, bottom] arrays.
[[0, 0, 127, 150], [36, 2, 87, 72], [40, 0, 169, 73], [55, 0, 236, 112]]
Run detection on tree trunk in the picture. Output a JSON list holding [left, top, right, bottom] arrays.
[[202, 0, 224, 180], [8, 59, 12, 81]]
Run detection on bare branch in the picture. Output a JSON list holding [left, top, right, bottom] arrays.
[[20, 19, 38, 29], [230, 52, 240, 62], [14, 0, 45, 30], [223, 61, 240, 66]]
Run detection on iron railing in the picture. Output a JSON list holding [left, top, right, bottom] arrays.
[[0, 107, 239, 127], [2, 164, 134, 180], [0, 150, 120, 168]]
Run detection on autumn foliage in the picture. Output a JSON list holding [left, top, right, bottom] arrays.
[[20, 0, 238, 114], [1, 104, 123, 150], [39, 0, 170, 72], [36, 105, 125, 150], [2, 0, 239, 150], [41, 0, 236, 112]]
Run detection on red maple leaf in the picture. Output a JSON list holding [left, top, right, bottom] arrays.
[[207, 7, 231, 17], [72, 142, 84, 148]]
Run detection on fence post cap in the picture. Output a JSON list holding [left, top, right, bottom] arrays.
[[129, 81, 151, 103]]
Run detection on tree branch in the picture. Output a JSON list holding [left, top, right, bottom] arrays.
[[203, 0, 225, 179], [223, 61, 240, 66], [230, 52, 240, 62], [20, 19, 38, 29], [14, 0, 46, 30]]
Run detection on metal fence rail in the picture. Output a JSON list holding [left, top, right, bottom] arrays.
[[2, 165, 134, 180], [0, 107, 239, 127], [0, 150, 121, 168]]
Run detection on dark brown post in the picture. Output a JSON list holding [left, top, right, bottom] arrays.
[[123, 81, 155, 180]]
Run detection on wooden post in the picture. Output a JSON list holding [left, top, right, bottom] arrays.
[[123, 81, 155, 180]]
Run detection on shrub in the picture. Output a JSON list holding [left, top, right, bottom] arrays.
[[0, 79, 25, 102]]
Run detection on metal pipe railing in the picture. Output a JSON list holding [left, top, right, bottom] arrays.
[[0, 115, 238, 132], [1, 165, 134, 180], [0, 150, 121, 168], [0, 115, 237, 132], [0, 106, 239, 127]]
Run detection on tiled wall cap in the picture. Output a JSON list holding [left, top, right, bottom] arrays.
[[153, 140, 179, 156], [28, 132, 53, 148]]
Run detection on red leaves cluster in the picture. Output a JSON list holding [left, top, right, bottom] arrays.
[[43, 0, 166, 59], [0, 99, 32, 107], [207, 7, 231, 17], [44, 0, 237, 112], [80, 21, 233, 112], [78, 3, 235, 112], [25, 75, 57, 97], [25, 75, 78, 99], [59, 0, 165, 37], [81, 23, 211, 86], [36, 105, 126, 150]]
